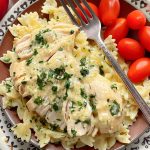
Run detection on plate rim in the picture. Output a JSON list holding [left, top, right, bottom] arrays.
[[0, 0, 149, 149]]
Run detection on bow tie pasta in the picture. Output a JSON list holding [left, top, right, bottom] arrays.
[[0, 0, 150, 150]]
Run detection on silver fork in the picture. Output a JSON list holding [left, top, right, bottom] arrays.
[[60, 0, 150, 124]]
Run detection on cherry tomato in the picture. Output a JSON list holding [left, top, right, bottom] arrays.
[[76, 2, 98, 22], [128, 58, 150, 83], [99, 0, 120, 26], [127, 10, 146, 30], [104, 18, 129, 43], [118, 38, 145, 60], [138, 26, 150, 52], [0, 0, 9, 20]]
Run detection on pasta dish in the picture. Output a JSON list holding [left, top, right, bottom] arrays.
[[0, 0, 150, 149]]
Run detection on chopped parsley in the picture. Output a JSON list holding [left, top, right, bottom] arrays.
[[33, 49, 38, 55], [80, 57, 89, 77], [48, 70, 55, 79], [89, 94, 96, 99], [77, 101, 83, 107], [5, 83, 12, 93], [63, 94, 68, 101], [70, 30, 74, 34], [54, 66, 67, 80], [26, 57, 33, 66], [80, 57, 86, 66], [71, 129, 77, 137], [64, 127, 67, 133], [80, 88, 87, 99], [21, 81, 27, 85], [75, 119, 91, 125], [89, 96, 96, 112], [35, 30, 49, 46], [52, 103, 59, 111], [77, 101, 87, 110], [65, 80, 70, 89], [58, 47, 63, 51], [39, 61, 44, 63], [69, 101, 75, 113], [13, 72, 16, 77], [49, 66, 65, 80], [89, 101, 96, 111], [64, 72, 72, 80], [109, 100, 120, 116], [83, 119, 91, 125], [34, 96, 43, 105], [48, 66, 72, 80], [111, 84, 117, 90], [75, 119, 81, 124], [35, 33, 47, 45], [43, 29, 51, 33], [36, 72, 47, 90], [99, 65, 104, 76], [50, 123, 59, 131], [52, 86, 57, 93], [80, 68, 89, 77]]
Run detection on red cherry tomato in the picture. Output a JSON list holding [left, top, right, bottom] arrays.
[[76, 2, 98, 22], [128, 58, 150, 83], [138, 26, 150, 52], [104, 18, 129, 43], [0, 0, 9, 20], [99, 0, 120, 26], [118, 38, 145, 60], [127, 10, 146, 30]]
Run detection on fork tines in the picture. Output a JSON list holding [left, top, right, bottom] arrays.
[[60, 0, 96, 26]]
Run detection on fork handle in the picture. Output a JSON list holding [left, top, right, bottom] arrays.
[[96, 38, 150, 125]]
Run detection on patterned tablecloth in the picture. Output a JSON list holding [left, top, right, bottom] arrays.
[[0, 0, 150, 150]]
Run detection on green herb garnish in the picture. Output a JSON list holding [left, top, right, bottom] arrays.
[[39, 61, 44, 63], [52, 103, 59, 111], [99, 65, 104, 76], [89, 94, 96, 99], [63, 94, 68, 101], [80, 88, 87, 99], [36, 72, 47, 90], [83, 119, 91, 125], [70, 30, 74, 34], [89, 100, 96, 111], [26, 57, 33, 66], [65, 80, 70, 89], [75, 119, 81, 124], [13, 72, 16, 77], [77, 101, 87, 110], [71, 129, 77, 137], [35, 33, 47, 45], [52, 86, 58, 93], [80, 57, 86, 66], [70, 101, 75, 113], [50, 123, 59, 131], [5, 83, 12, 93], [48, 66, 72, 80], [58, 47, 63, 51], [21, 81, 27, 85], [80, 68, 89, 77], [109, 100, 120, 116], [34, 96, 43, 105], [35, 29, 50, 46], [111, 84, 117, 90], [33, 49, 38, 55]]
